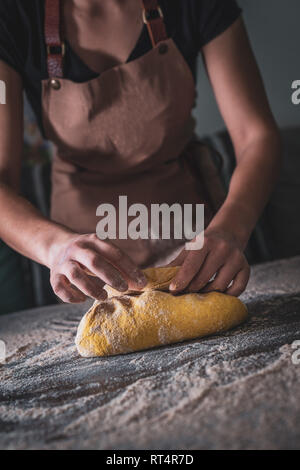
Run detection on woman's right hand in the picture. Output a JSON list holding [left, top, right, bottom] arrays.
[[48, 233, 147, 303]]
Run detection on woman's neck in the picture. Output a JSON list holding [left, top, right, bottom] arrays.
[[62, 0, 144, 75]]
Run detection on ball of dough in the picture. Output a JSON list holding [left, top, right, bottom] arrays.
[[75, 267, 248, 357]]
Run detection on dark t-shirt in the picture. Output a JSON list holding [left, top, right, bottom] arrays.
[[0, 0, 241, 136]]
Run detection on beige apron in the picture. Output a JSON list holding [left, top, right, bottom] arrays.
[[42, 0, 213, 266]]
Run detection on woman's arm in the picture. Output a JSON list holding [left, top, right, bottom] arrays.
[[169, 17, 281, 296], [203, 17, 281, 244], [0, 60, 146, 303]]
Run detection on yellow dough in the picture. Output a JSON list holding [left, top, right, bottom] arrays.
[[75, 267, 248, 357], [105, 266, 181, 296]]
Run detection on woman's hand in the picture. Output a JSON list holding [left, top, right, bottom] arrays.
[[168, 228, 250, 297], [48, 233, 147, 303]]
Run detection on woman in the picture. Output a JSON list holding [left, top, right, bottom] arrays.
[[0, 0, 281, 305]]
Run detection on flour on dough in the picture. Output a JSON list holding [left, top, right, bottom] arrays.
[[75, 267, 248, 357]]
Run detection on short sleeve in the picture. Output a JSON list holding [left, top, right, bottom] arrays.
[[194, 0, 242, 49], [0, 0, 26, 76]]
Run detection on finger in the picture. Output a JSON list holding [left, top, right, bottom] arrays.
[[51, 274, 88, 304], [201, 260, 244, 293], [226, 266, 250, 297], [63, 261, 108, 300], [83, 237, 147, 288], [187, 250, 227, 292], [165, 249, 187, 267], [169, 247, 208, 293], [75, 249, 129, 292]]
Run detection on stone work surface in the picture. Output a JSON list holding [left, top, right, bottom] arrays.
[[0, 257, 300, 450]]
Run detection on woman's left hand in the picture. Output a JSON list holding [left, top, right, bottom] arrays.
[[168, 228, 250, 297]]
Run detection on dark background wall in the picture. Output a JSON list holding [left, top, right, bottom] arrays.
[[194, 0, 300, 136]]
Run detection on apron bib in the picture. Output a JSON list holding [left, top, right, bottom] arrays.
[[42, 0, 212, 266]]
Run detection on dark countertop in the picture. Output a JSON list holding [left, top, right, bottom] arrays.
[[0, 257, 300, 450]]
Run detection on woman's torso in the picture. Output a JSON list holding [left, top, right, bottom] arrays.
[[0, 0, 241, 138], [0, 0, 242, 264], [42, 0, 204, 266]]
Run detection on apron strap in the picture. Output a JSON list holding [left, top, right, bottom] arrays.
[[44, 0, 168, 78], [44, 0, 65, 78], [140, 0, 168, 46]]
